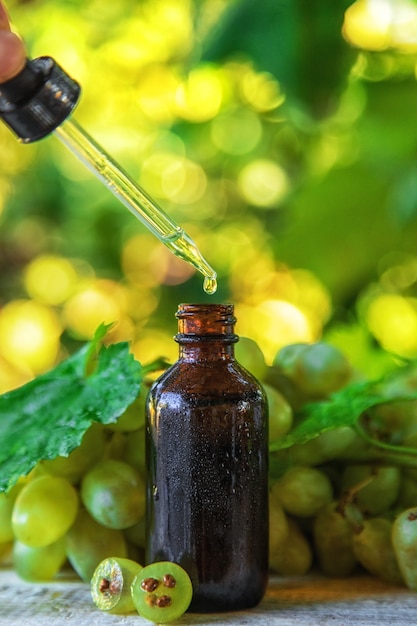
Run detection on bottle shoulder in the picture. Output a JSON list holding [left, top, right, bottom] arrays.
[[149, 359, 265, 398]]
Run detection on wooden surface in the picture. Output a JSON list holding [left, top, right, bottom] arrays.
[[0, 569, 416, 625]]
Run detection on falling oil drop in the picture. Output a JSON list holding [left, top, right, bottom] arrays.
[[203, 275, 217, 295]]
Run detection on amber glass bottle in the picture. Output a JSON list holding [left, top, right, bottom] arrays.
[[145, 303, 269, 612]]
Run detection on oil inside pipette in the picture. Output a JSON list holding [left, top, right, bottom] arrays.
[[53, 119, 217, 294]]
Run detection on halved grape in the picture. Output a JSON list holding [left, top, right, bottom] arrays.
[[91, 557, 142, 614], [131, 561, 193, 624], [12, 475, 79, 547]]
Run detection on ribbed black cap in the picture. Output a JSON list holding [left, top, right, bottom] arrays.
[[0, 56, 81, 143]]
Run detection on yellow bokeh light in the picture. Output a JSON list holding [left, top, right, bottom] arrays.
[[142, 0, 193, 59], [24, 255, 79, 305], [162, 158, 207, 205], [124, 285, 160, 324], [122, 233, 169, 287], [238, 159, 290, 207], [139, 151, 207, 205], [291, 269, 332, 327], [344, 0, 417, 53], [365, 293, 417, 356], [240, 69, 286, 112], [175, 65, 224, 122], [132, 328, 177, 364], [211, 109, 262, 155], [62, 281, 125, 340], [0, 300, 62, 374], [236, 300, 314, 364], [136, 66, 180, 123]]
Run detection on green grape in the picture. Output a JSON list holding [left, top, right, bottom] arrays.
[[107, 390, 147, 432], [81, 460, 146, 529], [131, 561, 193, 624], [397, 473, 417, 509], [271, 466, 333, 518], [234, 336, 268, 381], [40, 423, 107, 484], [66, 509, 128, 582], [341, 465, 401, 516], [274, 342, 351, 398], [269, 498, 289, 561], [272, 343, 308, 375], [401, 433, 417, 481], [264, 365, 309, 411], [313, 502, 356, 577], [124, 428, 146, 475], [289, 427, 357, 466], [12, 475, 79, 547], [0, 491, 16, 543], [105, 431, 128, 461], [0, 542, 12, 565], [13, 537, 67, 582], [126, 542, 145, 567], [366, 401, 417, 444], [269, 518, 312, 576], [392, 507, 417, 590], [124, 517, 146, 549], [353, 518, 403, 585], [91, 557, 143, 614], [263, 383, 293, 443]]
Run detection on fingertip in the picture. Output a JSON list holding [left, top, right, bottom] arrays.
[[0, 31, 26, 82], [0, 2, 11, 30]]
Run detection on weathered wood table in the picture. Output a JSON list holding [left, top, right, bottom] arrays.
[[0, 569, 416, 625]]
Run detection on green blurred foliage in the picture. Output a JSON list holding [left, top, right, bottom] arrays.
[[2, 0, 417, 389]]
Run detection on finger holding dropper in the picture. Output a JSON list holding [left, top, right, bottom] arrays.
[[0, 2, 26, 82], [0, 1, 217, 294]]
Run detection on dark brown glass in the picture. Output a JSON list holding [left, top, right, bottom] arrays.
[[145, 303, 269, 612]]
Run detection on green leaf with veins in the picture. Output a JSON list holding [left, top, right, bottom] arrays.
[[0, 330, 142, 492], [270, 380, 417, 452]]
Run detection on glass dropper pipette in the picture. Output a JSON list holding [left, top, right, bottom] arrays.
[[0, 56, 217, 294], [53, 118, 217, 295]]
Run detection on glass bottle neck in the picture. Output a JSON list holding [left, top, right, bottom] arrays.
[[175, 303, 238, 362], [178, 340, 236, 362]]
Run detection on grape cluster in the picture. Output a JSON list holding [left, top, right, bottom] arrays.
[[0, 390, 149, 584], [236, 338, 417, 590], [2, 337, 417, 599]]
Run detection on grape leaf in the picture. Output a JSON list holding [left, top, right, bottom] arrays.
[[270, 380, 417, 452], [0, 334, 142, 492]]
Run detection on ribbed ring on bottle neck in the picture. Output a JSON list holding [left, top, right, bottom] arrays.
[[175, 303, 238, 343]]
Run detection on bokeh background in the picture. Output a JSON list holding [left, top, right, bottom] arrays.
[[2, 0, 417, 392]]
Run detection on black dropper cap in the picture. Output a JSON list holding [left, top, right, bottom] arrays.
[[0, 56, 81, 143]]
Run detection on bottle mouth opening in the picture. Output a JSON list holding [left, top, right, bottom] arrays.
[[175, 303, 237, 337], [176, 303, 235, 320]]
